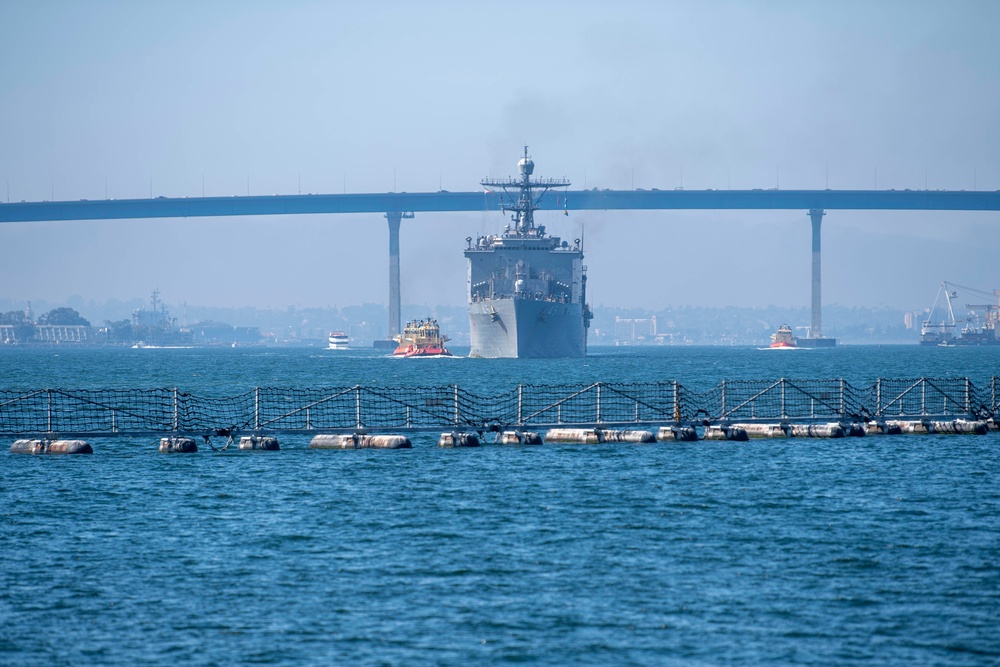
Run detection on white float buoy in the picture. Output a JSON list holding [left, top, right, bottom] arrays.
[[601, 429, 656, 443], [500, 430, 542, 445], [929, 420, 989, 435], [10, 439, 93, 455], [864, 421, 902, 435], [657, 426, 698, 442], [438, 432, 480, 447], [238, 435, 280, 450], [158, 437, 198, 453], [887, 420, 930, 434], [844, 423, 866, 437], [730, 424, 788, 438], [788, 423, 845, 438], [544, 428, 603, 444], [702, 426, 749, 441], [310, 434, 411, 449]]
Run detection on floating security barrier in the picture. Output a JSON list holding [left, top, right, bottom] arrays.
[[788, 423, 845, 438], [500, 430, 542, 445], [238, 435, 280, 450], [309, 434, 412, 449], [657, 426, 699, 442], [159, 436, 198, 453], [730, 424, 789, 438], [438, 432, 480, 448], [702, 426, 749, 441], [10, 439, 93, 455]]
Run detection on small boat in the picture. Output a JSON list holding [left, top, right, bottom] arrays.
[[769, 324, 797, 348], [393, 318, 452, 357], [328, 331, 349, 350]]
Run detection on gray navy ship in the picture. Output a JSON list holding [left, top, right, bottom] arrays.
[[465, 148, 592, 358]]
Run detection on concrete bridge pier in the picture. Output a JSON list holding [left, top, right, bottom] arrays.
[[385, 212, 414, 338], [800, 208, 836, 347]]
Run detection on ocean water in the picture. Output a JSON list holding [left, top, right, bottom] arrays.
[[2, 345, 999, 665]]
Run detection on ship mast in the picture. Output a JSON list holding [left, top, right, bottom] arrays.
[[482, 146, 570, 237]]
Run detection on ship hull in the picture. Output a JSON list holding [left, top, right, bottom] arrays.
[[468, 299, 586, 358], [393, 345, 451, 357]]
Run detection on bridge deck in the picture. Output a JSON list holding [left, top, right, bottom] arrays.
[[3, 189, 1000, 223]]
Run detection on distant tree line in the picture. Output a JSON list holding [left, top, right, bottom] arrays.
[[0, 307, 91, 327], [0, 307, 92, 343]]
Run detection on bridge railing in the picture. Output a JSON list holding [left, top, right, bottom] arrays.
[[0, 378, 996, 437]]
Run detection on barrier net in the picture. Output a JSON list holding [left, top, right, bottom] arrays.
[[1, 378, 997, 436]]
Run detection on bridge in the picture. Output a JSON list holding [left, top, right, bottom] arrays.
[[3, 188, 999, 341]]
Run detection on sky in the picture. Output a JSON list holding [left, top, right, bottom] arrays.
[[1, 0, 998, 315]]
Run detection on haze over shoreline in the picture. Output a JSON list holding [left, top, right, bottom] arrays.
[[1, 295, 923, 346]]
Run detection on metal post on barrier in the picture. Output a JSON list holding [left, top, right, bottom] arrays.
[[517, 384, 523, 426], [254, 387, 260, 430], [673, 381, 679, 422], [596, 383, 602, 423], [355, 386, 362, 429], [781, 379, 786, 419]]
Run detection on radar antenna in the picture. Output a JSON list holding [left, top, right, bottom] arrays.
[[481, 147, 570, 237]]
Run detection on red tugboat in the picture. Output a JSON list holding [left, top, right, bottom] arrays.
[[393, 318, 452, 357], [769, 324, 797, 348]]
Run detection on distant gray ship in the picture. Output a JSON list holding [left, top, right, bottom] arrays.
[[465, 148, 591, 358]]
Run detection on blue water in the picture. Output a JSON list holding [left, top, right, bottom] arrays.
[[2, 346, 999, 665]]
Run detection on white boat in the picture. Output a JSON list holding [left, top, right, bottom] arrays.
[[328, 331, 349, 350]]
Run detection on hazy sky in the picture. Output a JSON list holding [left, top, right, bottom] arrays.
[[1, 0, 998, 313]]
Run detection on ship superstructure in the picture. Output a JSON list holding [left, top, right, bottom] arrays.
[[920, 283, 958, 345], [328, 331, 349, 350], [770, 324, 797, 348], [393, 318, 451, 357], [921, 281, 1000, 346], [465, 148, 591, 358]]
